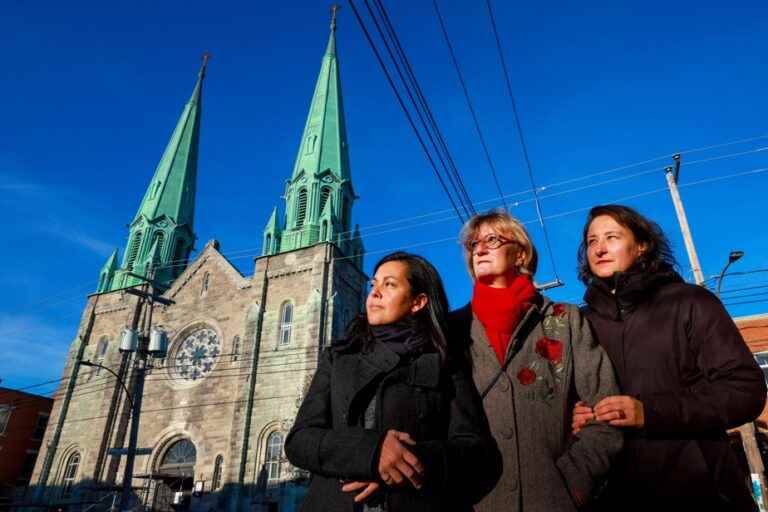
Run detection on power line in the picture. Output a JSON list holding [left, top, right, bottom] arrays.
[[431, 0, 507, 209], [369, 0, 476, 217], [347, 0, 473, 223], [484, 0, 560, 282]]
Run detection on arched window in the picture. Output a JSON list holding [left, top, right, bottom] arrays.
[[265, 234, 272, 254], [265, 432, 283, 485], [232, 336, 240, 362], [61, 452, 80, 498], [201, 272, 210, 296], [159, 439, 196, 478], [305, 135, 317, 155], [320, 221, 328, 241], [319, 187, 331, 215], [152, 231, 165, 257], [279, 302, 293, 346], [126, 231, 142, 271], [296, 189, 308, 228], [94, 336, 109, 375], [172, 238, 187, 272], [212, 455, 223, 490]]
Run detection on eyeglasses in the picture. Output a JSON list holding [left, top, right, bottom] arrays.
[[465, 234, 515, 252]]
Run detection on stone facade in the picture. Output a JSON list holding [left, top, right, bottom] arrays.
[[29, 241, 367, 511]]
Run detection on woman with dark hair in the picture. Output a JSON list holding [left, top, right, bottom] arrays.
[[286, 251, 501, 511], [572, 204, 766, 511], [449, 209, 622, 512]]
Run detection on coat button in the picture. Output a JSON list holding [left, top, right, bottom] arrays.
[[502, 427, 514, 439], [498, 379, 510, 392]]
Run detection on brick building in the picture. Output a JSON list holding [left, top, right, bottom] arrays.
[[0, 388, 52, 507], [736, 313, 768, 426], [28, 15, 365, 512]]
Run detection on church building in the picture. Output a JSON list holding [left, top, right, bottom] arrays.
[[29, 13, 365, 512]]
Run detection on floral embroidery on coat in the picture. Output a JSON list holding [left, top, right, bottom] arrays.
[[521, 303, 568, 404]]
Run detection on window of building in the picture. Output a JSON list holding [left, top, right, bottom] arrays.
[[212, 455, 223, 490], [232, 336, 240, 362], [0, 404, 10, 435], [319, 187, 331, 215], [279, 302, 293, 346], [153, 231, 166, 256], [159, 439, 197, 478], [265, 432, 283, 485], [126, 231, 142, 271], [755, 352, 768, 384], [61, 452, 81, 499], [320, 221, 328, 241], [296, 189, 308, 227], [201, 272, 210, 296], [32, 413, 49, 440], [173, 238, 187, 276]]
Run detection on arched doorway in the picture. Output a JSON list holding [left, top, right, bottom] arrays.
[[153, 438, 196, 511]]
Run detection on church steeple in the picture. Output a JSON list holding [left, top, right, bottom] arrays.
[[263, 9, 362, 267], [99, 56, 207, 293]]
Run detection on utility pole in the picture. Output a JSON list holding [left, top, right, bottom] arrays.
[[118, 268, 172, 511], [664, 154, 705, 285]]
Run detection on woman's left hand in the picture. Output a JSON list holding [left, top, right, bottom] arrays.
[[594, 395, 644, 428], [341, 481, 381, 503]]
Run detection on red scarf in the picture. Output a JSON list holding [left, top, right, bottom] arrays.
[[471, 275, 536, 364]]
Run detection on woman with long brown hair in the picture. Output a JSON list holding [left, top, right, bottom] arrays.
[[286, 251, 501, 511], [572, 204, 766, 511]]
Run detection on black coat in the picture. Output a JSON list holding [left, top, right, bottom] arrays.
[[583, 269, 766, 511], [285, 338, 502, 512]]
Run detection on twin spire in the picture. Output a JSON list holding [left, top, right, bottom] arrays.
[[263, 7, 363, 266], [97, 55, 207, 293], [97, 9, 362, 294]]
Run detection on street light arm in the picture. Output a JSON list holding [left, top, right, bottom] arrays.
[[81, 360, 134, 412]]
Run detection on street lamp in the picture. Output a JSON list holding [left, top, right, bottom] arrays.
[[716, 250, 745, 298], [80, 361, 134, 412]]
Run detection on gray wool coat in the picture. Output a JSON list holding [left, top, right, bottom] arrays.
[[449, 296, 623, 512]]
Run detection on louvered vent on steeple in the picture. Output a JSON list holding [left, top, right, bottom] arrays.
[[296, 190, 308, 227]]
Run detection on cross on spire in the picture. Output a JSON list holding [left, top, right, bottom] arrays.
[[330, 4, 340, 31], [199, 51, 211, 78]]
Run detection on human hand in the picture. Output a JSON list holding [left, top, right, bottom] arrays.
[[341, 481, 381, 503], [594, 395, 644, 428], [378, 429, 424, 489], [572, 401, 595, 434]]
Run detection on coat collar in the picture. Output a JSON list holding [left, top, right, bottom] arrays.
[[584, 266, 683, 320], [460, 293, 547, 366]]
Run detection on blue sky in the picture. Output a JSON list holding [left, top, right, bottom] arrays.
[[2, 1, 767, 390]]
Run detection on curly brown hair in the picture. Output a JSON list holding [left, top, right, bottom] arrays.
[[577, 204, 677, 284]]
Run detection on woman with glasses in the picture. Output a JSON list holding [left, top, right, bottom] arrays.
[[286, 251, 502, 511], [571, 205, 765, 511], [449, 209, 622, 512]]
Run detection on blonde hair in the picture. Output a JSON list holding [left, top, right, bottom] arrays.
[[460, 209, 538, 278]]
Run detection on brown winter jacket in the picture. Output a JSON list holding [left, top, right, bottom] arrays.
[[583, 268, 767, 511], [450, 295, 623, 512]]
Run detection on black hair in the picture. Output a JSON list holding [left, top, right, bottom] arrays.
[[577, 204, 678, 284], [346, 251, 450, 363]]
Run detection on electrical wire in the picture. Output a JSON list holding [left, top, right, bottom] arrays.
[[431, 0, 507, 209], [483, 0, 561, 282]]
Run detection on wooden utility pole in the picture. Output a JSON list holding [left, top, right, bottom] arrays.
[[664, 154, 705, 284], [665, 155, 766, 509]]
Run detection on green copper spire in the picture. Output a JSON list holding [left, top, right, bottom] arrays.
[[100, 56, 207, 292], [263, 13, 361, 268], [96, 249, 119, 293]]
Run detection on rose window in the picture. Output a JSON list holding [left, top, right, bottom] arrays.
[[171, 327, 220, 382]]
